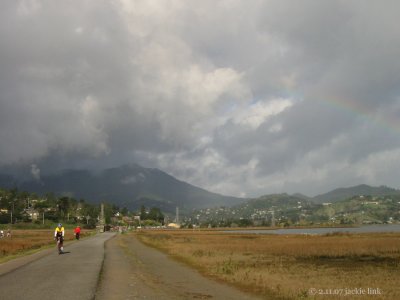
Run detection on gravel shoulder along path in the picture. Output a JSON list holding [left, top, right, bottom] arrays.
[[95, 233, 261, 300]]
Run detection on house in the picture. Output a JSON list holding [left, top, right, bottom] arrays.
[[23, 208, 40, 221], [122, 216, 133, 223], [362, 201, 379, 205]]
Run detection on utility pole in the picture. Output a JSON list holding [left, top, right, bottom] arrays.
[[271, 210, 276, 227], [99, 203, 105, 232], [175, 207, 179, 224], [10, 200, 14, 225]]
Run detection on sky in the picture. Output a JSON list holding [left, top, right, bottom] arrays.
[[1, 0, 400, 198]]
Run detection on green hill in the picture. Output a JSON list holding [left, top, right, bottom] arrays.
[[192, 190, 400, 226], [312, 184, 400, 203]]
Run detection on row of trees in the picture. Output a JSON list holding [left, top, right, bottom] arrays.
[[0, 188, 124, 227], [0, 188, 170, 228], [140, 205, 165, 223]]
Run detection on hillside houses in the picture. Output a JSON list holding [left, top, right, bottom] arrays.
[[190, 194, 400, 227]]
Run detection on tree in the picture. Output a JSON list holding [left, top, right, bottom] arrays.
[[121, 207, 129, 216], [102, 203, 119, 224], [58, 197, 70, 219], [45, 193, 58, 207], [34, 200, 50, 225], [148, 207, 164, 223], [238, 219, 252, 227], [140, 205, 146, 220]]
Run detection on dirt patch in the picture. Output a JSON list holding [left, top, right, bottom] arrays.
[[95, 233, 260, 300]]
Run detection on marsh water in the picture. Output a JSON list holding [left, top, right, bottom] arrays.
[[225, 224, 400, 235]]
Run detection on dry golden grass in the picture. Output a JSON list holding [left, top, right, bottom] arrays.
[[0, 229, 94, 263], [136, 230, 400, 299]]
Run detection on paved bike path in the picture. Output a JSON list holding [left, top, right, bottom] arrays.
[[0, 232, 115, 300]]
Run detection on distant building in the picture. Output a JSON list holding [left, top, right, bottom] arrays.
[[23, 208, 40, 221], [167, 223, 180, 229], [122, 216, 133, 223]]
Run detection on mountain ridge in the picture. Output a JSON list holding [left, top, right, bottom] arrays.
[[0, 163, 244, 213], [0, 164, 399, 214], [312, 184, 400, 203]]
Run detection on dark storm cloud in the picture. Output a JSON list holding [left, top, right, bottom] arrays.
[[1, 1, 400, 197]]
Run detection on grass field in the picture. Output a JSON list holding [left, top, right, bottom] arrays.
[[136, 230, 400, 299], [0, 228, 94, 263]]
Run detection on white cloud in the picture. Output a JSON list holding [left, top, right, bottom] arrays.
[[121, 173, 146, 185], [17, 0, 42, 17], [30, 164, 41, 181], [232, 98, 293, 129]]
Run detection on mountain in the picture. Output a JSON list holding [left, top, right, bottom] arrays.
[[312, 184, 400, 204], [0, 164, 243, 213]]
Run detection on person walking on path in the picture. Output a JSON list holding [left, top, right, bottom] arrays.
[[74, 225, 81, 240], [54, 223, 65, 254]]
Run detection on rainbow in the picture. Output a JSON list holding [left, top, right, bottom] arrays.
[[315, 94, 400, 135]]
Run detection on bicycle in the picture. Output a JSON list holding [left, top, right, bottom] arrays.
[[55, 223, 65, 254], [55, 234, 64, 254]]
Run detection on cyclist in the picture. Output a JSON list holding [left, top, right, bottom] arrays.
[[54, 223, 65, 254], [74, 225, 81, 240]]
